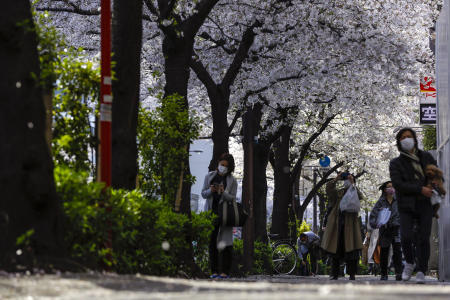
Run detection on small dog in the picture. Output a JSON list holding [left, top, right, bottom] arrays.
[[424, 164, 446, 218]]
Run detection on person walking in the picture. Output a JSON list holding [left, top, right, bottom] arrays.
[[321, 172, 363, 280], [389, 127, 436, 283], [201, 153, 237, 279], [369, 181, 403, 281]]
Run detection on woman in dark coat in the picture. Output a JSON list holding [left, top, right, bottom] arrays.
[[369, 181, 402, 281], [389, 127, 436, 283], [321, 173, 363, 280]]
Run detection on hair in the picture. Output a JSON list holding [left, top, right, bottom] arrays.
[[379, 181, 393, 196], [300, 233, 307, 239], [395, 127, 418, 152], [218, 153, 235, 174]]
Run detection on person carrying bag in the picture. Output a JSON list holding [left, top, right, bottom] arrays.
[[201, 153, 238, 279]]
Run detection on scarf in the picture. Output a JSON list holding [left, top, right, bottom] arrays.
[[400, 150, 424, 180]]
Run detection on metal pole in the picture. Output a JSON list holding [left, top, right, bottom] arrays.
[[313, 169, 317, 233], [99, 0, 112, 186], [243, 107, 254, 273], [100, 0, 112, 267]]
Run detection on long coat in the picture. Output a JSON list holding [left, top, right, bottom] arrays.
[[321, 180, 363, 254], [201, 171, 238, 247], [389, 150, 436, 212]]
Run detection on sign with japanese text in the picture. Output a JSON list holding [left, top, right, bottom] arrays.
[[420, 103, 437, 124], [419, 77, 436, 124]]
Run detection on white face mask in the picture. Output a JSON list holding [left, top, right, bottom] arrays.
[[343, 179, 352, 188], [400, 137, 415, 151], [218, 165, 228, 175]]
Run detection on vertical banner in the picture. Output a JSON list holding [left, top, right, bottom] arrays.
[[419, 77, 437, 124]]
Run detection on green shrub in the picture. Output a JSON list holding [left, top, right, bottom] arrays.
[[55, 165, 213, 276], [297, 220, 312, 236], [231, 239, 273, 276]]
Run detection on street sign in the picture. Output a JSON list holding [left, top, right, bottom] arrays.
[[319, 156, 330, 167], [419, 77, 436, 124], [420, 103, 437, 124]]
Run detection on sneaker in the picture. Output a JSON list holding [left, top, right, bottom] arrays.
[[380, 275, 388, 281], [209, 274, 219, 279], [416, 271, 425, 284], [402, 263, 415, 281]]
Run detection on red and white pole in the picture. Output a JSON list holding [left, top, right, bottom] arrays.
[[99, 0, 112, 187], [99, 0, 113, 267]]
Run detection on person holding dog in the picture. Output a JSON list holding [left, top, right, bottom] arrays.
[[389, 127, 437, 283], [424, 164, 445, 219]]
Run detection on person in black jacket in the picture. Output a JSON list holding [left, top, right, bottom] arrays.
[[389, 127, 436, 283], [369, 181, 402, 281]]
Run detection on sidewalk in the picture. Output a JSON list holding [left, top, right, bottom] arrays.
[[1, 273, 450, 299]]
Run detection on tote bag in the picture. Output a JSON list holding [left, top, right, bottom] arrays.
[[219, 199, 248, 227], [339, 185, 361, 213]]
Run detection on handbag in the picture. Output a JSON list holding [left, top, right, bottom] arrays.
[[339, 185, 361, 213], [219, 199, 248, 227]]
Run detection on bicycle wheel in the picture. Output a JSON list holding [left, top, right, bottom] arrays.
[[272, 242, 297, 275]]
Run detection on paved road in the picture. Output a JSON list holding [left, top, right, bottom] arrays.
[[1, 273, 450, 299]]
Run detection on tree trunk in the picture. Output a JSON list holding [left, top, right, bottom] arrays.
[[161, 33, 194, 213], [270, 127, 292, 238], [253, 140, 270, 243], [0, 1, 62, 267], [111, 0, 143, 190], [209, 94, 230, 171]]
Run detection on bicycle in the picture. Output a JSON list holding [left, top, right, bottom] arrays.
[[268, 233, 298, 275]]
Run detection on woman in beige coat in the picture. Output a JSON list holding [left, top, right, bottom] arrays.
[[321, 173, 363, 280]]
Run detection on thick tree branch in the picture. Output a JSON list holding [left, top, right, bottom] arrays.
[[186, 0, 220, 38], [35, 6, 99, 15], [143, 0, 159, 17], [221, 20, 262, 89], [190, 54, 217, 93], [242, 70, 307, 101], [228, 110, 242, 135]]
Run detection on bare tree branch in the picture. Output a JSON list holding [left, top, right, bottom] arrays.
[[299, 161, 344, 215], [291, 114, 337, 184]]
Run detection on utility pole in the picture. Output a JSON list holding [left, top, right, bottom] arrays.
[[313, 169, 317, 233], [99, 0, 112, 186], [243, 107, 254, 273], [99, 0, 112, 266]]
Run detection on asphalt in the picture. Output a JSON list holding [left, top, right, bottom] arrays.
[[1, 273, 450, 299]]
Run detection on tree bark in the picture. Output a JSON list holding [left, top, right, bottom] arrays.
[[0, 0, 62, 267], [111, 0, 143, 190], [270, 126, 292, 238]]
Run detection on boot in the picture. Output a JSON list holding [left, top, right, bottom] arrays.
[[330, 258, 340, 280]]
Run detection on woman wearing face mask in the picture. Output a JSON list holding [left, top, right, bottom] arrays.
[[369, 181, 402, 281], [389, 127, 437, 283], [201, 153, 237, 279], [321, 172, 363, 280]]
